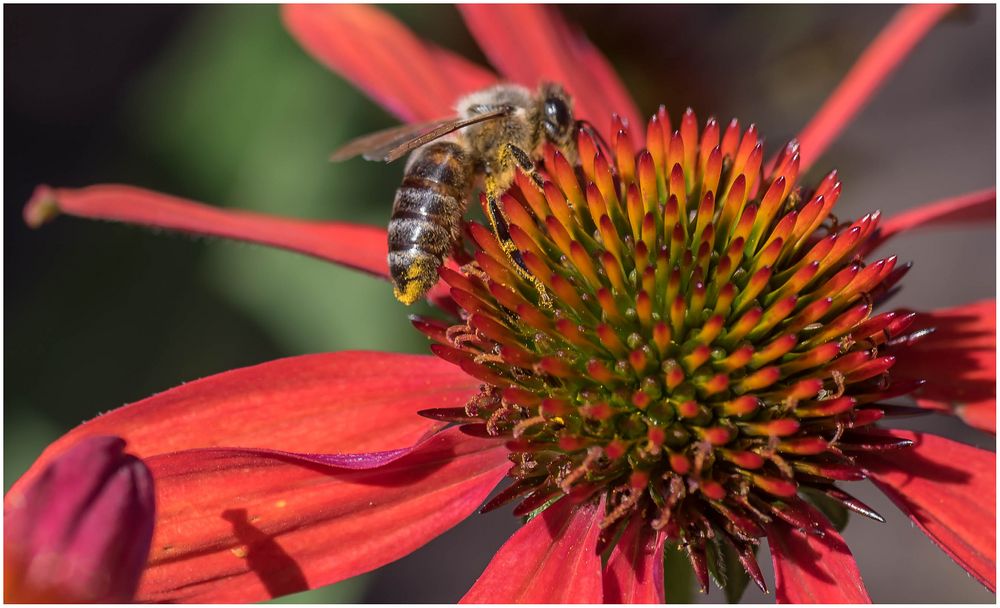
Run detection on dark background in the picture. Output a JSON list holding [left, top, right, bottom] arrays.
[[5, 5, 995, 603]]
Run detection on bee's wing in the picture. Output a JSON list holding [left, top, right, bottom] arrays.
[[380, 108, 511, 162], [330, 107, 512, 163], [330, 120, 448, 163]]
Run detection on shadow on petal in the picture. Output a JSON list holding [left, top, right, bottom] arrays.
[[766, 502, 870, 603], [889, 300, 996, 429], [461, 496, 604, 603], [860, 430, 995, 591], [139, 428, 509, 603], [222, 508, 308, 599]]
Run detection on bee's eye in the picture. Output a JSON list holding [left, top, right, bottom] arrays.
[[543, 97, 571, 139]]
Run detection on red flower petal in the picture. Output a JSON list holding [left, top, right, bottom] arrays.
[[24, 184, 389, 279], [461, 497, 604, 603], [459, 5, 642, 136], [7, 351, 478, 500], [282, 4, 497, 123], [860, 430, 996, 591], [953, 399, 996, 436], [890, 299, 996, 433], [137, 428, 509, 602], [603, 514, 666, 603], [864, 188, 996, 255], [767, 502, 871, 603], [25, 184, 459, 309], [795, 4, 953, 172]]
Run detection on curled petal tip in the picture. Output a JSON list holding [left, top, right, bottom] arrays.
[[23, 185, 60, 228]]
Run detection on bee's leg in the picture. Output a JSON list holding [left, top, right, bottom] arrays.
[[484, 174, 552, 309], [500, 144, 553, 307], [505, 143, 545, 191], [451, 226, 475, 266], [483, 176, 529, 271]]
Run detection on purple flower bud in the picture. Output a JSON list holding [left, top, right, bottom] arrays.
[[5, 436, 155, 603]]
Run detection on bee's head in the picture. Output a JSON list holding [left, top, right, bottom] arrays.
[[538, 83, 575, 146]]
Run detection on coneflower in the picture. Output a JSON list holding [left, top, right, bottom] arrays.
[[9, 4, 994, 603]]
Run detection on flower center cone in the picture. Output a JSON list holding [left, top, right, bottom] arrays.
[[414, 108, 920, 592]]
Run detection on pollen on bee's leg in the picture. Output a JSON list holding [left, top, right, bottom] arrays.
[[505, 143, 545, 190]]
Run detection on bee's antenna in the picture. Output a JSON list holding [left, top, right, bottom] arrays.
[[576, 120, 613, 159]]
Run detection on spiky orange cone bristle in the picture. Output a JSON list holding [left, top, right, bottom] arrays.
[[414, 108, 919, 594]]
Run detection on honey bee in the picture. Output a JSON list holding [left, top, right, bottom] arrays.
[[331, 82, 584, 305]]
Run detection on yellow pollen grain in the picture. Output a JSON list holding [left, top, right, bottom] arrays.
[[231, 546, 248, 559], [394, 262, 431, 305], [393, 284, 421, 305]]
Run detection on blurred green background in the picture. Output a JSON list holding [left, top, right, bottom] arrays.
[[6, 4, 995, 603]]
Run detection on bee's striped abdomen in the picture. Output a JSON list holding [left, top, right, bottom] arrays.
[[388, 140, 471, 305]]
